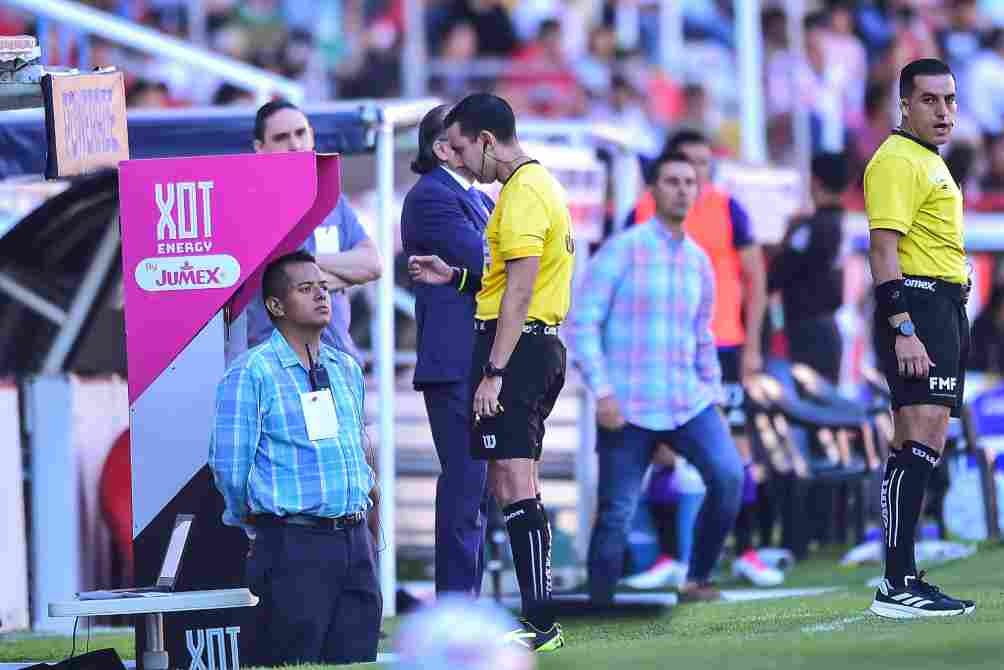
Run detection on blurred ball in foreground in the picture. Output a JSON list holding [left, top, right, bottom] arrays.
[[394, 596, 535, 670]]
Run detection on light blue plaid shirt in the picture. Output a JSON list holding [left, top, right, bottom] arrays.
[[209, 330, 374, 533], [566, 219, 723, 431]]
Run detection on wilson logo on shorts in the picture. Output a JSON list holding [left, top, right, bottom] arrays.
[[911, 447, 939, 467], [482, 434, 497, 449]]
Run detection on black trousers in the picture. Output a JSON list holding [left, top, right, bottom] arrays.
[[786, 314, 842, 384], [244, 521, 382, 666]]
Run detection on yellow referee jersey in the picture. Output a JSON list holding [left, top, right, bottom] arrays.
[[864, 131, 966, 284], [476, 161, 575, 325]]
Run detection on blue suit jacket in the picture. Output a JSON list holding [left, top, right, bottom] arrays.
[[401, 166, 493, 387]]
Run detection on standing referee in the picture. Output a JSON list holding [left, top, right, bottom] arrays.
[[865, 58, 975, 619], [409, 93, 573, 651]]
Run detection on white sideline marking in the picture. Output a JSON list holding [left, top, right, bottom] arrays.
[[802, 615, 866, 633], [720, 586, 842, 602]]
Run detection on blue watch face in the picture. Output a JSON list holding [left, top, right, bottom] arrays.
[[898, 321, 915, 337]]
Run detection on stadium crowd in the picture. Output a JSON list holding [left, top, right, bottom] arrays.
[[7, 1, 1004, 209]]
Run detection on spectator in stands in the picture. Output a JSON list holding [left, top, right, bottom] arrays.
[[945, 140, 980, 199], [438, 0, 518, 57], [575, 24, 617, 99], [125, 79, 170, 108], [568, 151, 743, 604], [852, 83, 898, 187], [938, 0, 983, 99], [211, 82, 255, 106], [245, 100, 382, 364], [676, 83, 721, 140], [431, 20, 480, 98], [967, 28, 1004, 139], [969, 283, 1004, 376], [768, 153, 849, 384], [589, 73, 660, 151], [499, 18, 584, 118], [210, 251, 381, 666], [979, 134, 1004, 199], [825, 2, 868, 130]]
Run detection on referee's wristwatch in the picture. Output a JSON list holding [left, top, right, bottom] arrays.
[[483, 362, 506, 379], [893, 319, 915, 338]]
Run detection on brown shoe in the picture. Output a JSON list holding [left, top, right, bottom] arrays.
[[678, 581, 722, 603]]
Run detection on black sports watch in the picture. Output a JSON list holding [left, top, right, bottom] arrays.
[[483, 362, 506, 378], [893, 319, 915, 338]]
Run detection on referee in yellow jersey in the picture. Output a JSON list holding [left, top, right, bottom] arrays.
[[864, 58, 975, 619], [408, 93, 573, 651]]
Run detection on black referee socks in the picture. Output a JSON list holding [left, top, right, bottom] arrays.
[[504, 498, 554, 630], [881, 441, 940, 588]]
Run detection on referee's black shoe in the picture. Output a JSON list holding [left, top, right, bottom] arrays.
[[870, 572, 975, 619]]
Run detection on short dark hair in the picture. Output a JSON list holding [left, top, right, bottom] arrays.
[[443, 93, 517, 143], [899, 58, 954, 100], [411, 104, 451, 175], [262, 250, 317, 320], [647, 151, 695, 185], [664, 129, 709, 154], [213, 82, 253, 106], [254, 99, 302, 142], [804, 10, 830, 31], [811, 152, 850, 194], [539, 19, 562, 38]]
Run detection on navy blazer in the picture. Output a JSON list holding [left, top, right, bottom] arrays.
[[401, 166, 493, 387]]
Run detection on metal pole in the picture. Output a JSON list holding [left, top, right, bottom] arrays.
[[0, 273, 69, 325], [188, 0, 207, 48], [735, 0, 767, 163], [611, 146, 641, 232], [787, 0, 813, 205], [375, 116, 397, 616], [660, 0, 684, 79], [42, 211, 120, 374], [28, 375, 78, 633], [615, 1, 641, 51], [402, 0, 427, 99]]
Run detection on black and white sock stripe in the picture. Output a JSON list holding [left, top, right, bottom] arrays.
[[885, 467, 906, 549]]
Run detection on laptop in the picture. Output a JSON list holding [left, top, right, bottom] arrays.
[[77, 514, 194, 600]]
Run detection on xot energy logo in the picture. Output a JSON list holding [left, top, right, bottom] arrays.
[[136, 180, 241, 292]]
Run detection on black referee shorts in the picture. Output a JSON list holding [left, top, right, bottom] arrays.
[[469, 319, 566, 461], [874, 276, 970, 417]]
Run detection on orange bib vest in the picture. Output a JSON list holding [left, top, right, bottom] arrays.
[[633, 186, 745, 347]]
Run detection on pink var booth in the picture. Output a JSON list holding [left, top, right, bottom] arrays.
[[119, 152, 341, 669]]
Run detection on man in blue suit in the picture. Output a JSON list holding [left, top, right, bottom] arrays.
[[401, 104, 494, 595]]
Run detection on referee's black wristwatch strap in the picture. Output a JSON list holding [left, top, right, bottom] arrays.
[[875, 279, 909, 320]]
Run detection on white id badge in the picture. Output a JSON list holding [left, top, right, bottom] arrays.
[[300, 390, 339, 441]]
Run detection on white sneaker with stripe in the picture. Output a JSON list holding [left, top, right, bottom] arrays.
[[869, 574, 975, 619]]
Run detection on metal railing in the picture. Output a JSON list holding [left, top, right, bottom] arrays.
[[3, 0, 303, 103]]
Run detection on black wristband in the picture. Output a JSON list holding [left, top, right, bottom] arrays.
[[450, 266, 462, 289], [875, 279, 909, 319]]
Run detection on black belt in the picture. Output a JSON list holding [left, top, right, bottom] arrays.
[[902, 275, 964, 302], [250, 512, 365, 531], [475, 319, 560, 336]]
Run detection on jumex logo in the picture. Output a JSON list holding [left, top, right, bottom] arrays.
[[155, 181, 215, 255], [135, 255, 241, 292]]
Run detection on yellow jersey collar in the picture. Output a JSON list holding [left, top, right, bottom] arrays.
[[892, 129, 939, 156]]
